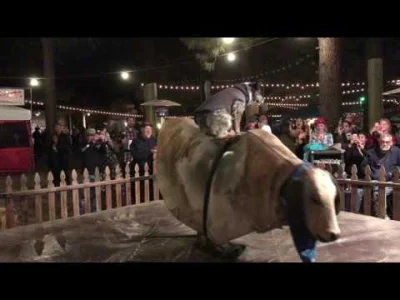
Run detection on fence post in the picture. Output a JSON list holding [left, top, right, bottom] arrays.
[[95, 167, 102, 212], [337, 164, 346, 211], [363, 165, 372, 216], [60, 171, 68, 219], [377, 166, 387, 219], [105, 167, 112, 210], [115, 165, 122, 208], [34, 173, 43, 223], [20, 174, 29, 225], [125, 163, 132, 206], [350, 165, 358, 213], [144, 163, 150, 203], [153, 153, 159, 200], [83, 168, 91, 214], [71, 169, 80, 217], [47, 171, 56, 221], [393, 167, 400, 220], [134, 164, 140, 205], [5, 176, 16, 229]]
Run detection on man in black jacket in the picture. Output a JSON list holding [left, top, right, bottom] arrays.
[[130, 122, 157, 202], [81, 128, 107, 212], [358, 133, 400, 218]]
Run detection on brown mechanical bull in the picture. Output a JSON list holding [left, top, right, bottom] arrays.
[[156, 118, 342, 262]]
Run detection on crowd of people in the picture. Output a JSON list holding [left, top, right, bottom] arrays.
[[32, 117, 157, 211], [31, 111, 400, 219], [245, 113, 400, 219]]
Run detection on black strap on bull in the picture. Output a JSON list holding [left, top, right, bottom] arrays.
[[202, 136, 239, 241]]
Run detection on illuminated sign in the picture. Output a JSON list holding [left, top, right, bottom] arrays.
[[0, 88, 25, 105]]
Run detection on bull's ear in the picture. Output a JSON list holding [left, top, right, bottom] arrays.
[[249, 81, 261, 91]]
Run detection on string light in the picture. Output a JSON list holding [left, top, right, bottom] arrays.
[[212, 52, 317, 83], [25, 100, 143, 118], [154, 83, 365, 97]]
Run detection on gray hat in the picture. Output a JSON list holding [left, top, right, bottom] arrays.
[[86, 128, 96, 136]]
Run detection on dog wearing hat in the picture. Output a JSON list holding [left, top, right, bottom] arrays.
[[194, 82, 265, 139]]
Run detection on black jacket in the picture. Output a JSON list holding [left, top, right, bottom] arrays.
[[360, 146, 400, 181], [344, 144, 366, 178], [82, 142, 107, 175], [130, 135, 157, 173]]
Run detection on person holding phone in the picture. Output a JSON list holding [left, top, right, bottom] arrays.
[[344, 132, 366, 178]]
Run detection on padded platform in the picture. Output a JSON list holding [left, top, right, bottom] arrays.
[[0, 201, 398, 262]]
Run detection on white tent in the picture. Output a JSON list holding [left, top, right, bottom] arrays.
[[0, 105, 31, 121], [382, 87, 400, 96]]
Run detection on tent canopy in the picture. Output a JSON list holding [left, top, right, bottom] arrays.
[[140, 99, 181, 107], [0, 106, 31, 121], [383, 87, 400, 96]]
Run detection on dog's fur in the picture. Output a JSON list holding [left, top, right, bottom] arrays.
[[194, 82, 264, 139], [156, 118, 341, 252]]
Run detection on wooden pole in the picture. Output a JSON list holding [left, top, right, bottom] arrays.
[[318, 38, 342, 132], [366, 38, 384, 130]]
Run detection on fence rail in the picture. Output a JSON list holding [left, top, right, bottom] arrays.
[[1, 160, 400, 231], [0, 162, 159, 230]]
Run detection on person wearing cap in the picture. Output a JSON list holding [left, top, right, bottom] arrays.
[[123, 117, 139, 166], [80, 128, 107, 212], [258, 114, 272, 134], [246, 115, 258, 131]]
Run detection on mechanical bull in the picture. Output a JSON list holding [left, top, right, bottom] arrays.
[[156, 118, 342, 262]]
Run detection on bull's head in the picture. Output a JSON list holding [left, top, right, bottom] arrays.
[[282, 164, 342, 262]]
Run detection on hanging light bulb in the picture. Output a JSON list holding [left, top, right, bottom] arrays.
[[227, 53, 236, 62], [222, 38, 235, 44], [120, 71, 130, 80]]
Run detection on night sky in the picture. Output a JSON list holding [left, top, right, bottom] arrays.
[[0, 37, 399, 116]]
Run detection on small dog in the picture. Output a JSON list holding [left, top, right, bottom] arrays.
[[194, 82, 265, 139]]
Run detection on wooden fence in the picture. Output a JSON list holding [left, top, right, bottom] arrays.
[[1, 160, 400, 231], [0, 162, 159, 230], [314, 162, 400, 220]]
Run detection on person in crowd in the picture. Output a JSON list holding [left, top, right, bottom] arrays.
[[358, 133, 400, 219], [130, 122, 157, 202], [258, 114, 272, 133], [98, 129, 119, 179], [48, 123, 72, 186], [294, 128, 309, 160], [336, 119, 353, 149], [123, 117, 139, 167], [81, 128, 107, 213], [289, 118, 306, 139], [366, 118, 396, 149], [344, 131, 366, 178], [32, 126, 43, 168], [246, 116, 258, 131], [392, 125, 400, 146], [309, 117, 334, 148]]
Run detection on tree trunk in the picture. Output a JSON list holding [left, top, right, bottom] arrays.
[[41, 38, 57, 138], [366, 38, 383, 130], [318, 38, 342, 132]]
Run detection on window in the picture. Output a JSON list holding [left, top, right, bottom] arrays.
[[0, 122, 30, 149]]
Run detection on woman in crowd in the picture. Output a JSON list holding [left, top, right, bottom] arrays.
[[344, 131, 367, 178]]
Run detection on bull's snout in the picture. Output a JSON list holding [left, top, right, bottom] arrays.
[[317, 229, 341, 243], [328, 231, 340, 241]]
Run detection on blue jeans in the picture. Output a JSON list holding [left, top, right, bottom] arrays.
[[355, 186, 393, 217]]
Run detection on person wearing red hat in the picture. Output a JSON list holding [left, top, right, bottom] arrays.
[[309, 117, 334, 148]]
